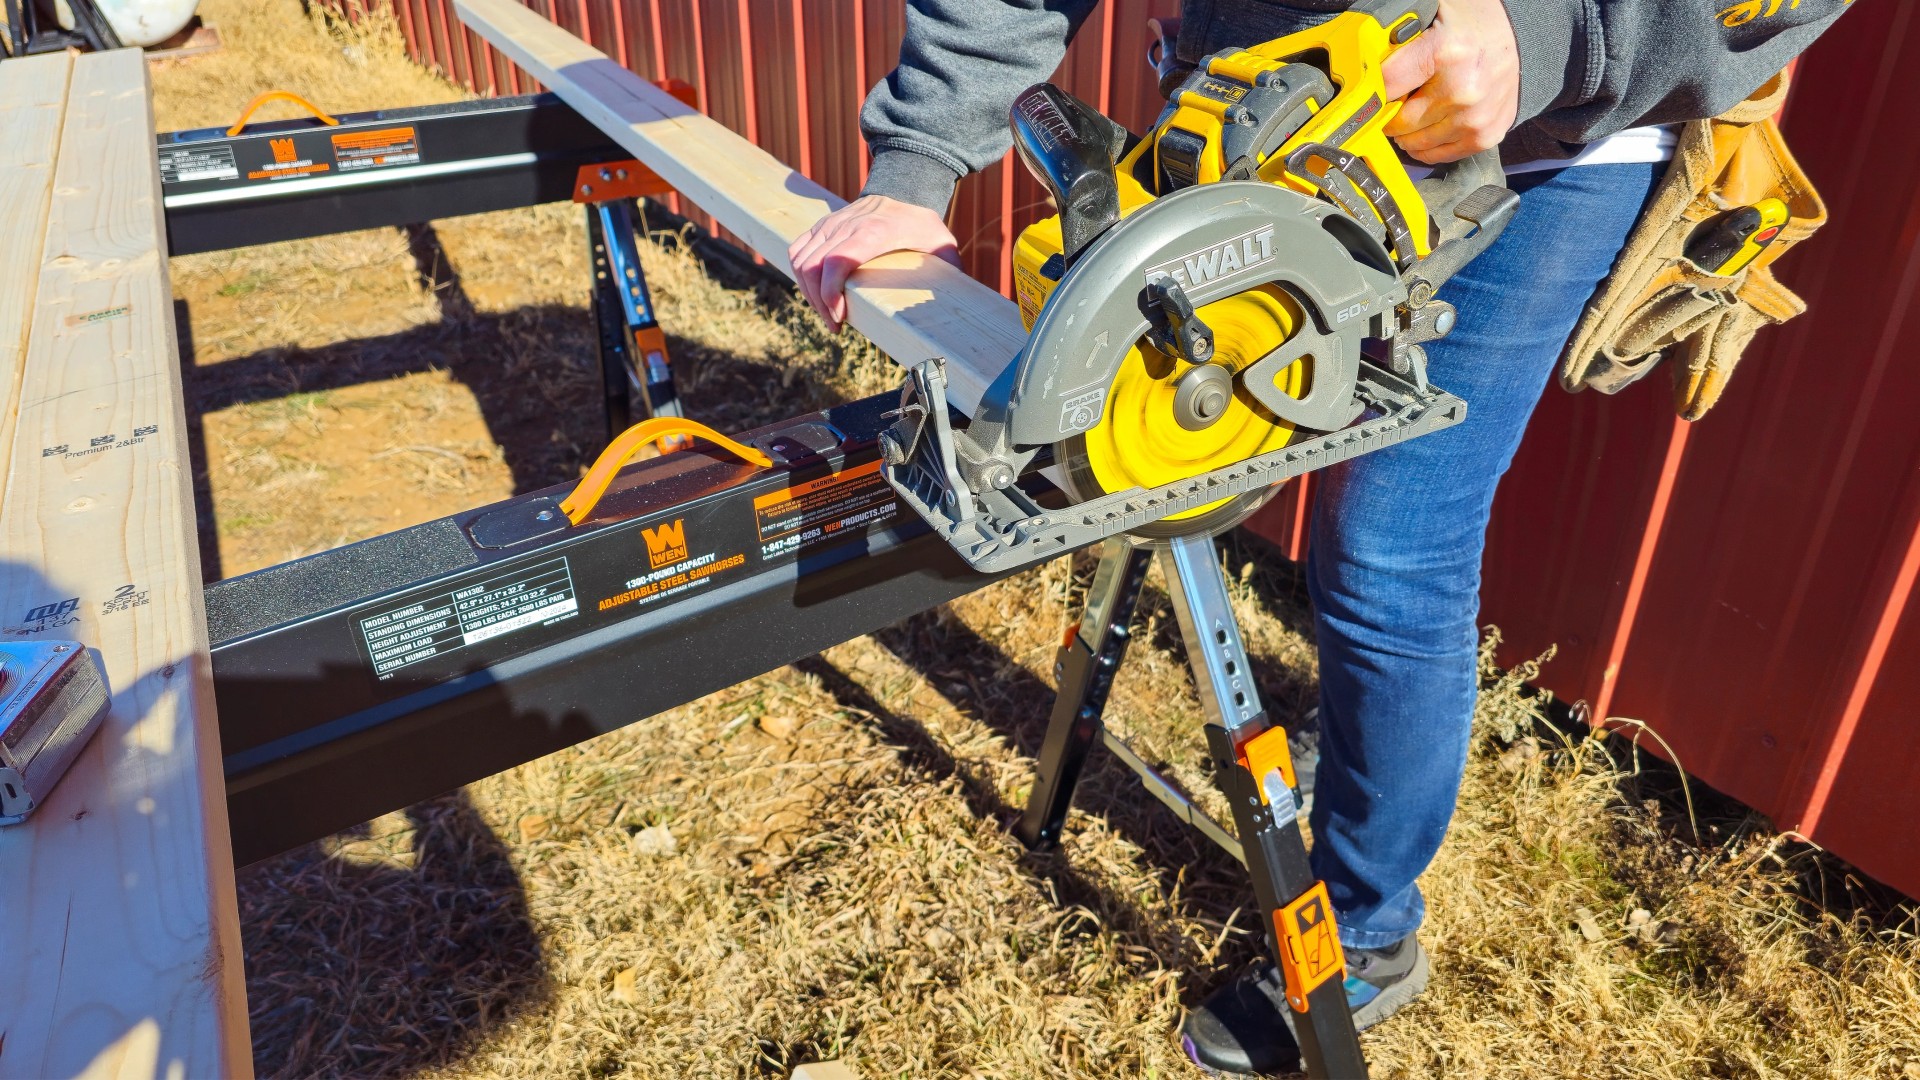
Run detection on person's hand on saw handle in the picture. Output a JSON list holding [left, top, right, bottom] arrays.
[[1381, 0, 1520, 163], [788, 194, 961, 332]]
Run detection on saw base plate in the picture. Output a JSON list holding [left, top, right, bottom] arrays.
[[883, 359, 1466, 575]]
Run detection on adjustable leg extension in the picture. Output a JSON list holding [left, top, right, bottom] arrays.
[[1018, 537, 1153, 850], [1162, 533, 1367, 1077], [585, 198, 679, 443], [1017, 532, 1369, 1079]]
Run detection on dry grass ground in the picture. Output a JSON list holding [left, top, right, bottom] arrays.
[[152, 5, 1920, 1078]]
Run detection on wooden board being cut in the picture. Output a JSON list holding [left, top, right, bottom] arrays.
[[0, 49, 249, 1080], [0, 53, 71, 460], [454, 0, 1027, 414]]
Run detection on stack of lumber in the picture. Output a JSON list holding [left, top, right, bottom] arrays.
[[0, 49, 246, 1079]]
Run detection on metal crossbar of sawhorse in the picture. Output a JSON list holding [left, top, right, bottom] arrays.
[[1020, 532, 1370, 1078], [157, 90, 690, 450]]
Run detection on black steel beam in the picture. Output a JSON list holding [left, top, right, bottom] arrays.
[[158, 93, 626, 255], [210, 394, 1015, 864]]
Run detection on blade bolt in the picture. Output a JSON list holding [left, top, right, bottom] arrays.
[[1173, 362, 1235, 431]]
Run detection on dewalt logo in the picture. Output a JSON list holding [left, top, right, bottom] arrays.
[[270, 138, 298, 164], [643, 518, 688, 569], [1146, 225, 1277, 290]]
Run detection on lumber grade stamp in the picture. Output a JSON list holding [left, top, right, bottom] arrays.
[[0, 49, 249, 1080], [453, 0, 1028, 415]]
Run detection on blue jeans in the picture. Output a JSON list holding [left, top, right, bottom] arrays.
[[1306, 162, 1661, 948]]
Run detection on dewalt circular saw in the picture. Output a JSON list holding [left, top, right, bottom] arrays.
[[882, 0, 1519, 571]]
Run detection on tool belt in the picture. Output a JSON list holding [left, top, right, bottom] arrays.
[[1560, 71, 1826, 420]]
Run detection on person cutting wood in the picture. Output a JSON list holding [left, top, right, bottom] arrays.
[[791, 1, 1848, 1074]]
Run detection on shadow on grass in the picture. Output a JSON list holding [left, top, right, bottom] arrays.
[[190, 216, 845, 1074], [240, 790, 549, 1078], [791, 650, 1233, 988]]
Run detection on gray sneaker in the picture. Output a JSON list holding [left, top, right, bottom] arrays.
[[1180, 934, 1429, 1077]]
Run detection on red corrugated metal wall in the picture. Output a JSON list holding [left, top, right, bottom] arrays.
[[376, 0, 1920, 899], [1473, 1, 1920, 897], [384, 0, 1176, 275]]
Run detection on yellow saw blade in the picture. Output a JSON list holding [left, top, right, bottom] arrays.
[[1059, 284, 1309, 535]]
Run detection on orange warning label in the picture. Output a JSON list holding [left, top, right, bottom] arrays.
[[332, 125, 421, 171], [751, 459, 897, 558]]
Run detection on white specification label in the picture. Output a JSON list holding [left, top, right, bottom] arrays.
[[359, 557, 579, 678], [158, 144, 240, 184]]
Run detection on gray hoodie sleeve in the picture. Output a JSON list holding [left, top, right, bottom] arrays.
[[859, 0, 1854, 210], [858, 0, 1100, 213], [1503, 1, 1851, 159]]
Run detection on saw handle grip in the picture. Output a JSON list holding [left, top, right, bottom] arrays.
[[1410, 148, 1519, 288], [1416, 147, 1505, 221], [1351, 0, 1439, 43]]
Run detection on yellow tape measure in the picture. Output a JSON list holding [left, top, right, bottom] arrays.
[[1687, 197, 1789, 277]]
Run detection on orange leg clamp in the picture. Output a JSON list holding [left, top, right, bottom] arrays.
[[1275, 881, 1346, 1012], [1236, 723, 1298, 796]]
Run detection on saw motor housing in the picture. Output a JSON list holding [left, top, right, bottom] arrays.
[[1014, 0, 1440, 329]]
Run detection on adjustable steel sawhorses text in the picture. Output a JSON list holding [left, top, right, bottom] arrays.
[[1017, 532, 1370, 1079]]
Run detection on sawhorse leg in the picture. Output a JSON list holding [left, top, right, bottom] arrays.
[[585, 197, 679, 445], [1016, 531, 1369, 1079], [1162, 532, 1367, 1078], [1017, 536, 1152, 850]]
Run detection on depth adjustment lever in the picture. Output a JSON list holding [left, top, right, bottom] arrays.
[[1144, 273, 1216, 365]]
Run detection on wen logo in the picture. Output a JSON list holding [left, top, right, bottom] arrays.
[[643, 518, 688, 569], [270, 138, 298, 164]]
